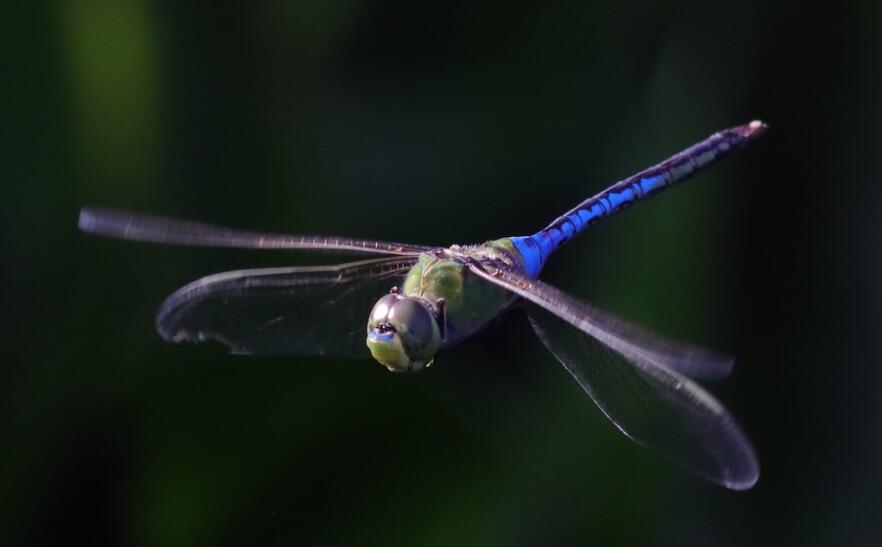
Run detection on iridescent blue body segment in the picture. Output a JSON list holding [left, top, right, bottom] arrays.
[[511, 121, 768, 277]]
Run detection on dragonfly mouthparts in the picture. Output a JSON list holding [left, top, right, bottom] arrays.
[[369, 325, 396, 341]]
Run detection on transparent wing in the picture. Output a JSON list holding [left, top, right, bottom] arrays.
[[157, 256, 417, 356], [526, 304, 758, 489], [79, 207, 438, 256], [467, 263, 757, 488], [467, 265, 733, 379]]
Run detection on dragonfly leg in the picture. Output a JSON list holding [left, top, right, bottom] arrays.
[[436, 298, 447, 338]]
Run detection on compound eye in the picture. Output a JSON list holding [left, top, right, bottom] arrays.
[[389, 298, 435, 342], [371, 294, 399, 322]]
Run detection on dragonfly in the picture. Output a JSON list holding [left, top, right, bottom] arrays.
[[79, 120, 767, 490]]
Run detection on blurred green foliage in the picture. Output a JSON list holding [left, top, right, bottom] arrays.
[[3, 1, 881, 546]]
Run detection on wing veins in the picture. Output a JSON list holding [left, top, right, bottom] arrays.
[[156, 256, 417, 356], [468, 264, 733, 379], [79, 207, 438, 256]]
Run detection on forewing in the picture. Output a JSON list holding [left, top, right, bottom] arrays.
[[467, 265, 733, 379], [526, 304, 759, 489], [79, 207, 437, 256], [157, 256, 417, 356]]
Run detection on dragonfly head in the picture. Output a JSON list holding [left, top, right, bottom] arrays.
[[366, 293, 441, 372]]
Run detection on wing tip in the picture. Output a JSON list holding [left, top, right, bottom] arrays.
[[154, 316, 188, 345], [77, 206, 100, 234], [155, 309, 236, 351], [78, 206, 135, 240], [723, 466, 760, 491], [702, 355, 736, 380], [716, 424, 761, 491], [155, 282, 196, 344]]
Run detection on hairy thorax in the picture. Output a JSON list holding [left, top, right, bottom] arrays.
[[401, 238, 524, 347]]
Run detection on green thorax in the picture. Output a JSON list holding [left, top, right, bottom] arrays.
[[401, 238, 525, 346]]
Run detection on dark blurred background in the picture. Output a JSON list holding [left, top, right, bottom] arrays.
[[4, 1, 880, 546]]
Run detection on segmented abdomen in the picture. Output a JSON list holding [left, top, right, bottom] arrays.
[[510, 121, 767, 277]]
